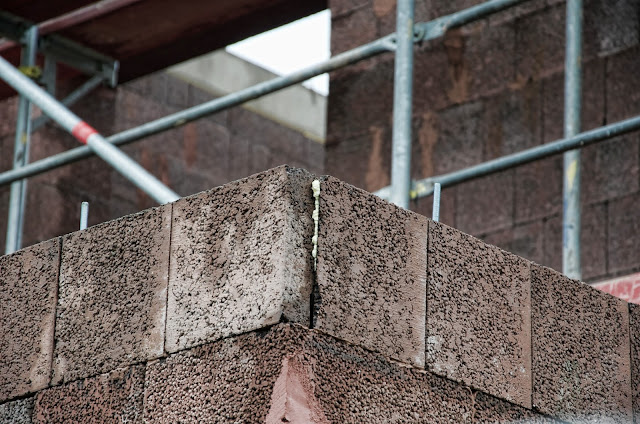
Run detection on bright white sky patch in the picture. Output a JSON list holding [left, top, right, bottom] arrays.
[[226, 10, 331, 96]]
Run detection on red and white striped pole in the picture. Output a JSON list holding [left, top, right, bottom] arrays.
[[0, 55, 180, 204]]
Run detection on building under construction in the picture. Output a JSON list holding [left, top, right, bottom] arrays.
[[1, 0, 639, 422]]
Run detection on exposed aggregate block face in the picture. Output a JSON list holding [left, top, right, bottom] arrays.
[[308, 331, 475, 423], [427, 221, 532, 408], [314, 176, 427, 367], [166, 166, 315, 353], [144, 325, 307, 423], [531, 265, 632, 423], [0, 239, 59, 401], [631, 304, 640, 423], [146, 323, 559, 423], [307, 327, 560, 423], [0, 397, 34, 424], [52, 206, 171, 385], [34, 365, 145, 424]]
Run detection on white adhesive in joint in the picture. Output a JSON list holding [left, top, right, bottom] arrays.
[[311, 179, 321, 270]]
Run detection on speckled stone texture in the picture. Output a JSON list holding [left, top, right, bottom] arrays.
[[307, 327, 558, 423], [427, 221, 532, 408], [144, 325, 307, 423], [314, 176, 427, 367], [33, 365, 145, 423], [52, 206, 170, 385], [0, 239, 59, 402], [145, 323, 559, 423], [631, 304, 640, 424], [532, 265, 632, 423], [166, 166, 315, 352], [0, 397, 34, 424]]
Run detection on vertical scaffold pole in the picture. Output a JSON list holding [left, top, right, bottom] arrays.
[[563, 0, 583, 280], [5, 26, 38, 255], [390, 0, 415, 209]]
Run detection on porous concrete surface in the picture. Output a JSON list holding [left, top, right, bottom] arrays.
[[314, 176, 427, 367], [145, 323, 559, 423], [0, 239, 59, 401], [166, 166, 315, 352], [52, 206, 170, 384], [427, 221, 532, 408], [630, 303, 640, 423], [629, 303, 640, 423], [532, 265, 632, 423], [473, 392, 563, 423], [33, 365, 145, 423], [144, 325, 306, 422], [307, 326, 558, 423], [0, 397, 34, 424]]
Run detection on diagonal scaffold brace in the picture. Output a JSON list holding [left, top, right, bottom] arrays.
[[0, 55, 180, 211]]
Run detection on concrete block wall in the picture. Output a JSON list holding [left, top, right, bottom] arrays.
[[326, 0, 640, 284], [0, 167, 637, 422]]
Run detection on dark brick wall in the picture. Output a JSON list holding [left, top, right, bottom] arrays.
[[0, 71, 324, 250], [326, 0, 640, 283]]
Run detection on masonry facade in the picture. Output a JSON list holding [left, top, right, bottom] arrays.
[[1, 167, 637, 422], [326, 0, 640, 284]]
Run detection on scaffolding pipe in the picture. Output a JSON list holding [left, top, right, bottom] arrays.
[[414, 0, 530, 41], [390, 0, 415, 209], [562, 0, 583, 280], [0, 0, 532, 189], [0, 0, 144, 52], [0, 37, 394, 187], [0, 55, 180, 205], [444, 0, 528, 27], [374, 115, 640, 200], [32, 75, 104, 132], [5, 26, 37, 254]]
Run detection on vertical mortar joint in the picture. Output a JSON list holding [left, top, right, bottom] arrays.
[[311, 180, 320, 271]]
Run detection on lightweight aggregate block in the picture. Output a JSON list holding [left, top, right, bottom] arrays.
[[144, 325, 306, 422], [166, 166, 315, 353], [34, 365, 145, 424], [473, 392, 562, 423], [307, 326, 560, 423], [52, 206, 171, 384], [0, 397, 34, 424], [0, 239, 59, 402], [427, 221, 532, 408], [145, 323, 558, 423], [631, 303, 640, 423], [532, 265, 632, 423], [314, 176, 427, 367]]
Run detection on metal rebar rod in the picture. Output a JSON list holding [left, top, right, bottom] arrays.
[[0, 37, 395, 187], [562, 0, 583, 280], [79, 201, 89, 230], [432, 182, 441, 222], [0, 54, 180, 205], [373, 114, 640, 200], [5, 26, 38, 255], [32, 74, 104, 132], [390, 0, 415, 209]]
